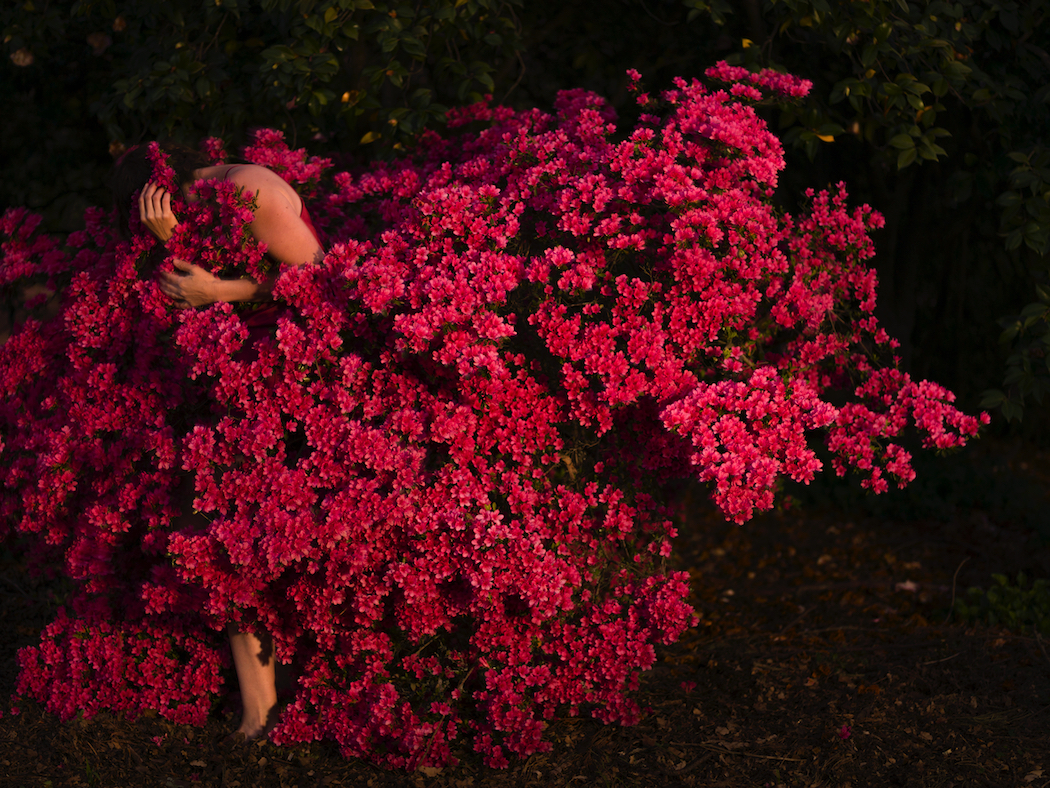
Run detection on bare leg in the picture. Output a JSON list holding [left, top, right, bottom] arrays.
[[175, 480, 278, 740], [228, 623, 278, 739]]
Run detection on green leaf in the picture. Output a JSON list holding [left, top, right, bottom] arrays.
[[998, 192, 1024, 210], [1001, 399, 1024, 422], [889, 134, 915, 150], [1025, 232, 1050, 255], [400, 36, 426, 58], [122, 87, 142, 108], [1020, 302, 1048, 320], [897, 147, 917, 168], [979, 389, 1006, 408]]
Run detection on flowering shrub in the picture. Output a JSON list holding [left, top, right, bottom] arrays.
[[0, 64, 985, 768]]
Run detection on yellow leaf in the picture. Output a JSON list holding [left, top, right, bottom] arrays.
[[360, 131, 380, 144], [741, 38, 753, 48], [816, 134, 835, 142]]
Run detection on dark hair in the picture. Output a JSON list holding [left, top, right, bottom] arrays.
[[111, 141, 212, 238]]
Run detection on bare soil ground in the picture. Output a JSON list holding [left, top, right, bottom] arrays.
[[2, 445, 1049, 788]]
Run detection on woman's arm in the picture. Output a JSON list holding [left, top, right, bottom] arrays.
[[232, 165, 324, 268], [152, 166, 324, 308], [159, 260, 271, 308]]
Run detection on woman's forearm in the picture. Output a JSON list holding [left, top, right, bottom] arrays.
[[210, 276, 273, 304], [160, 260, 277, 308]]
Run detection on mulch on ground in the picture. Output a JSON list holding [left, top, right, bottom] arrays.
[[2, 447, 1049, 788]]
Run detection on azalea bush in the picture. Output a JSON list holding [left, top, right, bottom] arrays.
[[0, 64, 985, 768]]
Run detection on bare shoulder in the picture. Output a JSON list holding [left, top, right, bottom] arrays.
[[224, 164, 287, 188], [225, 165, 301, 212]]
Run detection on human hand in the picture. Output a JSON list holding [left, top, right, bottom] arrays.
[[138, 181, 179, 242], [158, 259, 221, 308]]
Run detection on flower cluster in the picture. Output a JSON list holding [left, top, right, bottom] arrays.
[[0, 67, 984, 768]]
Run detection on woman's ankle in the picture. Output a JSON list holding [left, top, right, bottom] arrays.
[[237, 697, 278, 740]]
